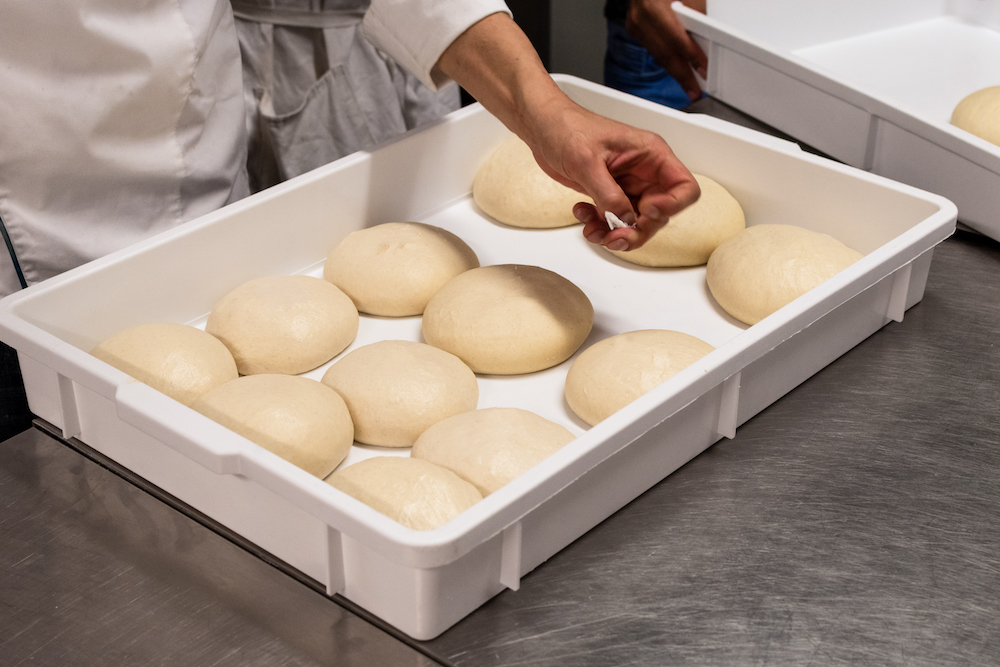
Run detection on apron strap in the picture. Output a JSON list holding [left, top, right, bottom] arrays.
[[0, 211, 27, 290], [230, 1, 365, 28]]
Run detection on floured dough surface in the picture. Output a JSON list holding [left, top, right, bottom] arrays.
[[422, 264, 594, 375], [324, 222, 480, 316], [92, 322, 237, 406], [473, 135, 592, 228], [321, 340, 478, 447], [206, 275, 358, 375], [707, 224, 864, 325], [326, 456, 482, 531], [565, 329, 715, 426], [411, 407, 576, 495], [192, 374, 353, 478], [608, 174, 745, 267], [951, 85, 1000, 147]]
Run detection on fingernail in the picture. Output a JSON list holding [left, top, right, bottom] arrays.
[[620, 212, 637, 227], [587, 231, 605, 244], [640, 204, 661, 221], [608, 239, 629, 252]]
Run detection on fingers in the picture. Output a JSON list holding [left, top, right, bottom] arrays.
[[574, 200, 671, 252]]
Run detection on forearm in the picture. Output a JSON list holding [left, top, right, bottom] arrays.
[[435, 12, 569, 150]]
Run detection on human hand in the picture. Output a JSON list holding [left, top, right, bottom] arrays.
[[525, 102, 700, 252], [436, 12, 700, 251], [626, 0, 708, 102]]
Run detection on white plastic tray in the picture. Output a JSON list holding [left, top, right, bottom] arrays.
[[0, 76, 956, 639], [677, 0, 1000, 238]]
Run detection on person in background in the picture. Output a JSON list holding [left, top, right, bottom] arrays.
[[0, 0, 699, 440], [604, 0, 709, 109]]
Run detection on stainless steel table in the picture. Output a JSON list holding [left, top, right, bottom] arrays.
[[3, 101, 999, 666]]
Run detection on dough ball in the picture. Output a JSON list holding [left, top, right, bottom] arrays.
[[472, 134, 592, 228], [327, 456, 482, 531], [192, 374, 353, 478], [206, 275, 358, 375], [607, 174, 745, 267], [321, 340, 478, 447], [422, 264, 594, 375], [92, 322, 237, 406], [324, 222, 480, 316], [565, 330, 715, 426], [411, 408, 575, 495], [951, 85, 1000, 147], [706, 224, 864, 325]]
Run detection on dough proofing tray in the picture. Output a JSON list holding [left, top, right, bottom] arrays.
[[0, 76, 956, 639], [677, 0, 1000, 238]]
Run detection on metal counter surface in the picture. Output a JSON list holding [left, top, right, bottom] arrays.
[[423, 226, 1000, 665], [2, 101, 999, 666]]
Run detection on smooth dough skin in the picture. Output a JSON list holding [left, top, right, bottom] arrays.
[[91, 322, 238, 406], [410, 408, 576, 495], [326, 456, 483, 531], [321, 340, 479, 447], [206, 275, 359, 375], [422, 264, 594, 375], [323, 222, 480, 316], [472, 134, 593, 228], [951, 85, 1000, 147], [706, 224, 864, 325], [607, 174, 745, 267], [565, 330, 715, 426], [192, 374, 353, 478]]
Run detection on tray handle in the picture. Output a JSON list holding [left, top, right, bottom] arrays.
[[114, 381, 244, 475]]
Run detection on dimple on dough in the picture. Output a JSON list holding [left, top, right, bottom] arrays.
[[206, 275, 358, 375], [410, 407, 576, 495], [324, 222, 480, 316], [326, 456, 483, 531], [192, 374, 353, 478], [565, 329, 715, 426], [607, 174, 745, 267], [91, 322, 238, 406], [321, 340, 478, 447], [951, 85, 1000, 147], [706, 224, 864, 326], [422, 264, 594, 375], [472, 134, 592, 228]]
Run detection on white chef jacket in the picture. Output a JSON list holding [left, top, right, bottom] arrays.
[[0, 0, 510, 299]]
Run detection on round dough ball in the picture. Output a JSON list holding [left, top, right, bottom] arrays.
[[565, 330, 715, 426], [706, 224, 864, 325], [92, 322, 237, 406], [473, 134, 592, 228], [422, 264, 594, 375], [607, 174, 745, 267], [411, 408, 575, 495], [192, 374, 353, 478], [324, 222, 480, 316], [321, 340, 478, 447], [327, 456, 482, 531], [206, 275, 358, 375], [951, 85, 1000, 147]]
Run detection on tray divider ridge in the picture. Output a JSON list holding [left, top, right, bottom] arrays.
[[716, 372, 742, 440], [500, 522, 523, 591], [887, 263, 913, 323], [325, 525, 346, 596], [57, 374, 82, 440]]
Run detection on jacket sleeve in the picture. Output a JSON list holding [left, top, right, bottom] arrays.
[[362, 0, 512, 91]]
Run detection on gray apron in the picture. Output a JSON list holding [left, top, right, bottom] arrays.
[[232, 0, 461, 192]]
